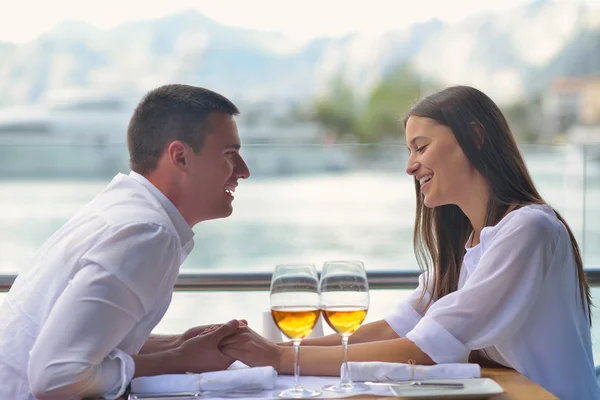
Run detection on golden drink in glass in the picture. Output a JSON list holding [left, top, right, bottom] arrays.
[[322, 307, 367, 335], [319, 260, 370, 393], [270, 264, 321, 398], [272, 307, 320, 339]]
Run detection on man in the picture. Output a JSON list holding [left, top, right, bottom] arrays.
[[0, 84, 250, 399]]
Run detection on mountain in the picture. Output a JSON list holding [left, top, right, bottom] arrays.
[[411, 1, 589, 103], [537, 28, 600, 84], [0, 1, 598, 108]]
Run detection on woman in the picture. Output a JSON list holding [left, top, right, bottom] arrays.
[[221, 86, 599, 399]]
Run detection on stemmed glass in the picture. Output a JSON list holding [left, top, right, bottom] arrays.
[[319, 260, 370, 393], [270, 264, 321, 398]]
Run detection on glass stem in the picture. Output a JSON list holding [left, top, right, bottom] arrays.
[[340, 335, 352, 387], [293, 339, 302, 389]]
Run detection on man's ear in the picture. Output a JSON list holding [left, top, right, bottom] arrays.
[[167, 141, 187, 169], [470, 121, 486, 150]]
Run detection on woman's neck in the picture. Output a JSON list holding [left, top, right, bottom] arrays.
[[469, 203, 519, 247], [459, 176, 491, 247]]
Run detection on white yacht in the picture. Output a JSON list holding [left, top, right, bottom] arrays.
[[0, 90, 136, 178], [0, 91, 350, 178]]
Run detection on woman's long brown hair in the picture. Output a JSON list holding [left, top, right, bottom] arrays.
[[405, 85, 592, 323]]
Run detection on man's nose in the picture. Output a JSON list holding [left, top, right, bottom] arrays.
[[235, 155, 250, 179]]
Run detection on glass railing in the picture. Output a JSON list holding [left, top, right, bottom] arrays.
[[1, 141, 599, 362], [583, 144, 600, 267], [1, 142, 599, 273]]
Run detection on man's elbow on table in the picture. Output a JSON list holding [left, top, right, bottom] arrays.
[[28, 356, 99, 400]]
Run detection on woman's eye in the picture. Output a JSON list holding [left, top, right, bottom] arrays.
[[416, 145, 427, 153]]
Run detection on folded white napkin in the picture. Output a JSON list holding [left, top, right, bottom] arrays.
[[347, 362, 481, 382], [130, 366, 277, 394]]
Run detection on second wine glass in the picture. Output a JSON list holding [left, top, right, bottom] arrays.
[[270, 264, 321, 398], [319, 260, 370, 393]]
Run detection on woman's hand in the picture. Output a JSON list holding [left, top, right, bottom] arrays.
[[219, 325, 285, 372], [176, 319, 248, 347], [174, 320, 241, 373]]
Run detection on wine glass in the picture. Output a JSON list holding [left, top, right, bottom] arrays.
[[319, 260, 370, 393], [270, 264, 321, 398]]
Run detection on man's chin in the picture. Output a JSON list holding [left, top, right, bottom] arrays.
[[195, 203, 234, 223], [213, 206, 234, 219]]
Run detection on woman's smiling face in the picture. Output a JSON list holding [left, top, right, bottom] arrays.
[[405, 116, 481, 209]]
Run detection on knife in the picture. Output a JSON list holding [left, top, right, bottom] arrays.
[[365, 381, 465, 389], [129, 393, 199, 399]]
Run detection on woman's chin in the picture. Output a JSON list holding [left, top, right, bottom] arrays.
[[423, 195, 439, 209]]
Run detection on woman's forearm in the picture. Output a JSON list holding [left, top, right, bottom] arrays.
[[279, 337, 435, 376], [280, 333, 340, 347], [284, 319, 400, 347], [348, 319, 401, 344]]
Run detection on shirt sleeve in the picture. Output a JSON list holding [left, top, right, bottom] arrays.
[[28, 223, 180, 400], [406, 210, 558, 364], [81, 222, 181, 314], [384, 271, 436, 337]]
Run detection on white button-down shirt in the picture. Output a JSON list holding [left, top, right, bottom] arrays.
[[385, 204, 600, 400], [0, 172, 194, 400]]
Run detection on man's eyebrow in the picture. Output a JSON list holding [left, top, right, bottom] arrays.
[[225, 144, 241, 150]]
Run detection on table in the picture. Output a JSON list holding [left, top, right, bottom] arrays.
[[109, 367, 557, 400], [478, 368, 557, 399], [346, 368, 558, 400]]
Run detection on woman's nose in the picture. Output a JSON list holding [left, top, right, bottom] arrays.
[[405, 157, 419, 176]]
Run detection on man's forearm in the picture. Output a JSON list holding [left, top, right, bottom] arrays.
[[132, 349, 185, 377], [138, 334, 180, 354]]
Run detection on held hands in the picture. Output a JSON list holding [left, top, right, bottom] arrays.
[[174, 319, 242, 373], [219, 324, 284, 372], [170, 319, 284, 374], [176, 319, 248, 347]]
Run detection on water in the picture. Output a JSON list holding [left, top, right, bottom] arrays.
[[1, 160, 599, 273], [1, 147, 600, 362], [0, 172, 420, 273]]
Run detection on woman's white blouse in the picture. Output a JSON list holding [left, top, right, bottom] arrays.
[[0, 172, 194, 400], [385, 204, 600, 400]]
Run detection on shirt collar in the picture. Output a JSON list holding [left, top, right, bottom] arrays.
[[128, 171, 194, 247]]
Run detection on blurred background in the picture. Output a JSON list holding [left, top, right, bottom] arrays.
[[1, 0, 600, 360]]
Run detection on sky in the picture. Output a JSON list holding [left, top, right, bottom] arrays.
[[0, 0, 541, 44]]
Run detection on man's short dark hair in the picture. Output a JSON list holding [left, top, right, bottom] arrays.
[[127, 84, 239, 174]]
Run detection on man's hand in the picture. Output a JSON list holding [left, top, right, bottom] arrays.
[[220, 325, 284, 372], [174, 319, 241, 373], [177, 319, 248, 346], [178, 324, 216, 345]]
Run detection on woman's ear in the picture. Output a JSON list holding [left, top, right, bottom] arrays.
[[470, 121, 486, 150]]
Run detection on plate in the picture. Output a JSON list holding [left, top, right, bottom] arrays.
[[390, 378, 504, 399]]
